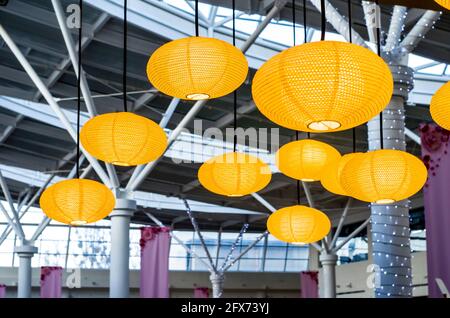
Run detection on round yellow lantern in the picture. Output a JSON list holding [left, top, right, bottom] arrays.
[[321, 153, 364, 196], [198, 152, 272, 197], [147, 37, 248, 100], [267, 205, 331, 243], [40, 179, 115, 225], [80, 112, 167, 166], [340, 149, 428, 204], [252, 41, 393, 132], [435, 0, 450, 9], [430, 81, 450, 130], [276, 139, 341, 182]]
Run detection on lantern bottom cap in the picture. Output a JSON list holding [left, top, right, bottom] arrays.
[[375, 198, 396, 204], [71, 220, 88, 226], [308, 120, 341, 131], [111, 161, 132, 166], [228, 194, 244, 197], [186, 93, 210, 100], [301, 178, 316, 182]]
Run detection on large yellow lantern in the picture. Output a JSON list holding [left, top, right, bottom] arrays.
[[40, 179, 115, 225], [252, 41, 393, 132], [340, 149, 428, 204], [321, 153, 364, 196], [435, 0, 450, 9], [267, 205, 331, 243], [198, 152, 272, 197], [80, 112, 167, 166], [430, 81, 450, 130], [147, 37, 248, 100], [276, 139, 341, 182]]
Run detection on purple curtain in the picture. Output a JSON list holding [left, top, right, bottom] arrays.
[[40, 266, 63, 298], [300, 271, 319, 298], [140, 226, 171, 298], [421, 123, 450, 298], [0, 284, 6, 298], [194, 287, 210, 298]]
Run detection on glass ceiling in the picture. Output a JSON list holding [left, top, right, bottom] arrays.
[[163, 0, 450, 77]]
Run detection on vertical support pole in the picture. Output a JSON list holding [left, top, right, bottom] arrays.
[[209, 272, 225, 298], [319, 253, 338, 298], [14, 243, 38, 298], [109, 197, 136, 298], [367, 61, 414, 298]]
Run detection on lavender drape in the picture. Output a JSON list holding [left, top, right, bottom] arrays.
[[194, 287, 210, 298], [40, 266, 63, 298], [140, 226, 171, 298], [300, 271, 319, 298], [0, 284, 6, 298], [421, 123, 450, 298]]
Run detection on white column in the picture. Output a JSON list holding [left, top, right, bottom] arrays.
[[209, 272, 225, 298], [15, 244, 37, 298], [109, 198, 136, 298], [319, 253, 338, 298]]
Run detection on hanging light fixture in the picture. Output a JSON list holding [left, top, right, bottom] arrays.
[[321, 152, 363, 196], [276, 139, 341, 182], [198, 2, 271, 197], [146, 0, 248, 100], [198, 152, 272, 197], [81, 0, 167, 166], [340, 150, 428, 204], [267, 205, 331, 243], [252, 0, 393, 133], [40, 179, 115, 225], [430, 81, 450, 130], [435, 0, 450, 9], [40, 0, 115, 225]]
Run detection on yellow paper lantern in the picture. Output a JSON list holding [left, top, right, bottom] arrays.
[[430, 81, 450, 130], [40, 179, 115, 225], [198, 152, 272, 197], [252, 41, 393, 132], [340, 149, 428, 204], [321, 153, 364, 196], [147, 37, 248, 100], [267, 205, 331, 243], [435, 0, 450, 9], [80, 112, 167, 166], [276, 139, 341, 182]]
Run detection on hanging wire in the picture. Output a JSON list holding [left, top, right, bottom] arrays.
[[123, 0, 128, 112], [232, 0, 238, 152], [375, 0, 384, 149], [320, 0, 326, 41], [296, 131, 301, 205], [292, 0, 296, 46], [303, 0, 307, 43], [347, 0, 352, 43], [76, 0, 83, 179], [195, 0, 199, 36], [293, 4, 301, 206], [348, 0, 356, 154]]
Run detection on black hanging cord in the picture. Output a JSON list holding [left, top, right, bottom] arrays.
[[352, 128, 356, 153], [375, 0, 384, 149], [76, 0, 83, 179], [123, 0, 128, 112], [292, 0, 296, 46], [232, 0, 237, 152], [195, 0, 199, 36], [320, 0, 326, 41], [296, 131, 301, 205], [303, 0, 307, 42], [347, 0, 352, 43]]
